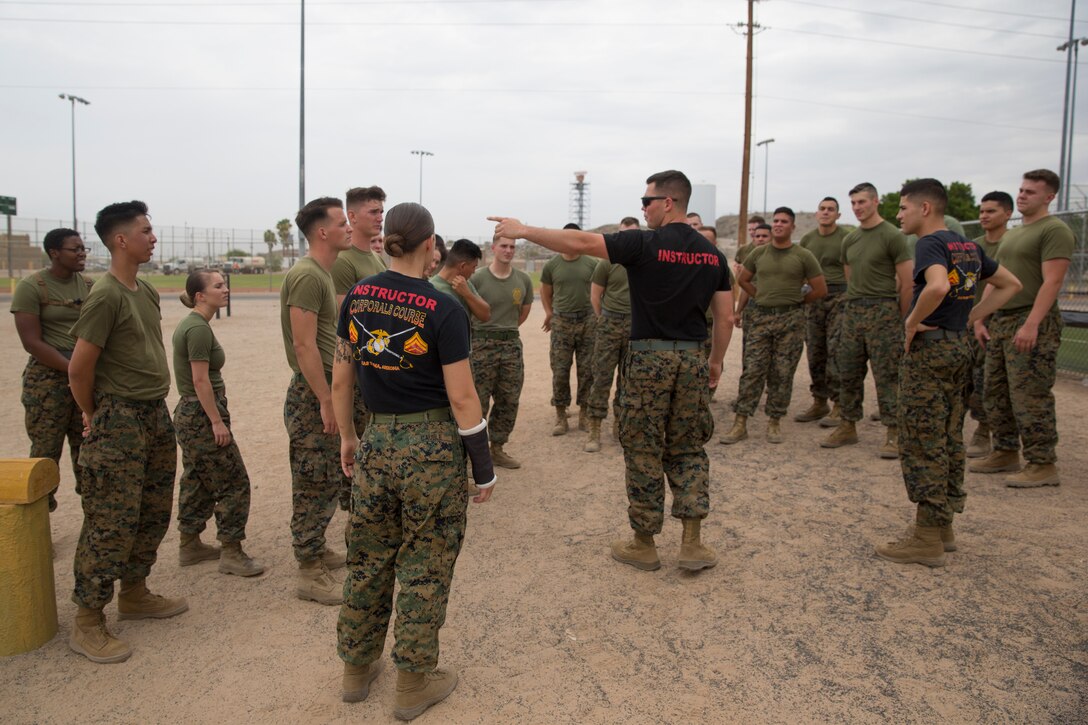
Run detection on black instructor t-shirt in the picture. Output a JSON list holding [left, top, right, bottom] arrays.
[[337, 270, 471, 414], [910, 230, 998, 332], [603, 222, 731, 341]]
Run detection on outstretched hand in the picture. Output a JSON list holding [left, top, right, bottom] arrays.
[[487, 216, 528, 241]]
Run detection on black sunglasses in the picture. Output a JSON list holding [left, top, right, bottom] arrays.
[[60, 245, 88, 253], [640, 196, 671, 208]]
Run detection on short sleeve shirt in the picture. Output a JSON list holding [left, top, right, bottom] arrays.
[[331, 246, 387, 296], [540, 255, 597, 313], [743, 244, 823, 307], [993, 216, 1075, 311], [68, 273, 170, 401], [280, 257, 337, 375], [337, 270, 471, 413], [10, 270, 92, 351], [470, 267, 534, 331], [172, 312, 226, 397], [799, 227, 848, 285], [428, 274, 482, 318], [841, 221, 912, 299], [911, 231, 998, 331], [591, 260, 631, 315], [603, 222, 731, 341]]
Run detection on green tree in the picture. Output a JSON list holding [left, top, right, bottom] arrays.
[[263, 229, 276, 262], [276, 219, 293, 264], [880, 179, 979, 227], [224, 248, 248, 258]]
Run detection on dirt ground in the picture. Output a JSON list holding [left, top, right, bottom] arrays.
[[1, 293, 1085, 724]]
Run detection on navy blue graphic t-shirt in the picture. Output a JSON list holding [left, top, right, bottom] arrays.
[[602, 222, 731, 341], [337, 270, 471, 414], [910, 230, 998, 331]]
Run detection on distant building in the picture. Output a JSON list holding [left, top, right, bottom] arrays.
[[689, 184, 716, 227]]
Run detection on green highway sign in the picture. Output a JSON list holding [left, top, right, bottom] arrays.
[[0, 196, 15, 215]]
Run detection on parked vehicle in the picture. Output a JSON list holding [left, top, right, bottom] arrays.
[[226, 256, 266, 274]]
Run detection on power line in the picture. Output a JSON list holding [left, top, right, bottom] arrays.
[[885, 0, 1086, 24], [0, 0, 567, 4], [0, 15, 729, 25]]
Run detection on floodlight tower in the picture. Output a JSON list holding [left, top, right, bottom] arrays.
[[569, 171, 590, 229]]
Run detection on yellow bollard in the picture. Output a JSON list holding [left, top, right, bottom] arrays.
[[0, 458, 59, 656]]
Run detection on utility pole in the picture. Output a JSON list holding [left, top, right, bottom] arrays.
[[736, 0, 761, 246], [298, 0, 307, 252], [1057, 0, 1075, 211]]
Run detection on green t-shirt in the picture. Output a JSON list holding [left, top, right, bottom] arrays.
[[591, 259, 631, 315], [331, 245, 386, 295], [994, 215, 1075, 312], [799, 226, 848, 286], [280, 257, 337, 375], [971, 234, 1004, 307], [735, 244, 752, 264], [743, 244, 823, 307], [10, 270, 92, 351], [68, 273, 170, 401], [841, 220, 911, 299], [470, 266, 534, 331], [172, 312, 225, 397], [540, 255, 596, 313], [429, 274, 481, 316]]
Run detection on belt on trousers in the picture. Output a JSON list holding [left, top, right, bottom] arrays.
[[847, 296, 896, 306], [601, 308, 631, 320], [629, 339, 702, 352], [825, 284, 847, 293], [751, 302, 802, 314], [916, 328, 969, 341], [992, 306, 1033, 319], [553, 310, 590, 320], [370, 406, 453, 424], [473, 328, 519, 341], [179, 391, 226, 403]]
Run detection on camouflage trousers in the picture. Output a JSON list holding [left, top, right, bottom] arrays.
[[284, 373, 348, 563], [174, 393, 251, 543], [337, 420, 469, 672], [965, 336, 987, 424], [838, 299, 903, 425], [739, 309, 779, 401], [586, 312, 630, 420], [804, 292, 845, 402], [350, 384, 370, 510], [984, 308, 1063, 464], [898, 337, 971, 527], [21, 357, 84, 511], [733, 305, 806, 419], [549, 313, 596, 408], [470, 336, 524, 445], [73, 394, 176, 610], [618, 349, 713, 535]]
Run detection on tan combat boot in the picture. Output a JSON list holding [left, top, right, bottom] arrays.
[[219, 541, 265, 577], [552, 406, 568, 436], [821, 420, 858, 448], [679, 518, 718, 571], [879, 425, 899, 459], [874, 524, 946, 567], [69, 607, 131, 664], [583, 418, 602, 453], [968, 449, 1021, 474], [965, 423, 992, 458], [1005, 463, 1060, 488], [297, 559, 343, 605], [577, 407, 588, 432], [342, 660, 381, 703], [719, 414, 748, 445], [179, 532, 220, 566], [794, 397, 830, 423], [490, 443, 521, 469], [117, 580, 189, 620], [610, 532, 661, 571], [940, 524, 956, 552], [393, 667, 459, 721], [818, 403, 842, 428], [766, 418, 783, 444], [321, 546, 347, 570]]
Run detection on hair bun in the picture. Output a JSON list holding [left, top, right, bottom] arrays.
[[179, 292, 195, 308], [384, 233, 406, 257]]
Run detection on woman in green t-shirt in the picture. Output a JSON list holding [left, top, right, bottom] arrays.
[[172, 270, 263, 577]]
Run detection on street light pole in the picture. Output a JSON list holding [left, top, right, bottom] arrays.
[[58, 94, 90, 231], [756, 138, 775, 215], [1057, 0, 1076, 211], [410, 150, 434, 203]]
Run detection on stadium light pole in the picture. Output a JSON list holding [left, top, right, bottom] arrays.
[[756, 138, 774, 216], [58, 94, 90, 231], [298, 0, 306, 253], [411, 150, 434, 203], [1057, 1, 1076, 211]]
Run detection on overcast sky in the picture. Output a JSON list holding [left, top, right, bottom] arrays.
[[1, 0, 1085, 250]]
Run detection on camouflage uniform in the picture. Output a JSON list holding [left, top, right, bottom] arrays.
[[804, 292, 845, 402], [549, 313, 596, 408], [284, 372, 346, 562], [898, 337, 972, 526], [21, 358, 84, 506], [965, 336, 987, 423], [984, 308, 1063, 464], [74, 394, 177, 609], [174, 393, 251, 543], [619, 349, 713, 534], [337, 420, 468, 671], [837, 299, 903, 424], [470, 335, 524, 445], [586, 311, 629, 420], [733, 305, 806, 418]]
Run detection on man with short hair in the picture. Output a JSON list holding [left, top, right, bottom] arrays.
[[469, 234, 534, 468], [490, 169, 734, 572], [585, 217, 639, 451], [686, 212, 703, 228], [797, 196, 850, 424], [970, 169, 1074, 487], [431, 239, 491, 322], [540, 225, 598, 435], [333, 186, 387, 307], [721, 207, 826, 444], [67, 201, 187, 663], [734, 214, 766, 279], [964, 191, 1014, 458], [875, 179, 1019, 566], [822, 182, 913, 457], [281, 197, 354, 605]]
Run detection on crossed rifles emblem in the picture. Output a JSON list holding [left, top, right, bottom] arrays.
[[348, 317, 419, 369]]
